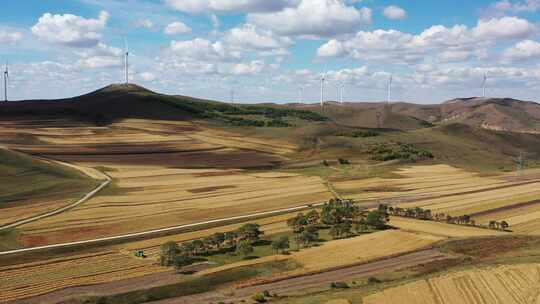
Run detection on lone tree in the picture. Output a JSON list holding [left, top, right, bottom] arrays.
[[236, 240, 254, 257], [160, 241, 179, 266], [500, 221, 510, 230]]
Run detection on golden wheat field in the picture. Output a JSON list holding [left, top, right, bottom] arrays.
[[0, 212, 299, 302], [334, 165, 540, 234], [0, 251, 167, 302], [363, 263, 540, 304], [199, 230, 443, 276], [18, 164, 332, 245]]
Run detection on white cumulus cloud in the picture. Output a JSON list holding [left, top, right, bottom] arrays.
[[248, 0, 372, 37], [165, 0, 300, 13], [164, 21, 192, 35], [31, 11, 109, 48], [383, 5, 407, 20], [503, 40, 540, 61], [0, 29, 23, 45], [225, 24, 292, 53]]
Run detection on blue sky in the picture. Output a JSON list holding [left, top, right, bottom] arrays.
[[1, 0, 540, 103]]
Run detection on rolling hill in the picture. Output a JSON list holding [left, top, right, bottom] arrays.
[[2, 84, 540, 173]]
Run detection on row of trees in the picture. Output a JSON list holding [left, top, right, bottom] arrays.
[[160, 223, 263, 270], [384, 205, 510, 231]]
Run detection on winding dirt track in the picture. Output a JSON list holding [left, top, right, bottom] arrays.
[[150, 249, 450, 304], [0, 159, 111, 231]]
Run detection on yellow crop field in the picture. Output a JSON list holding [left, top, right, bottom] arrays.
[[363, 263, 540, 304], [389, 217, 507, 238], [290, 230, 442, 273], [0, 251, 166, 302], [18, 164, 332, 245], [199, 230, 443, 276], [334, 165, 540, 233]]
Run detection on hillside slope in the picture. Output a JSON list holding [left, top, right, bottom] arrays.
[[0, 148, 96, 225]]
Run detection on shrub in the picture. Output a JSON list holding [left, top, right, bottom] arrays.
[[368, 277, 382, 284], [252, 292, 267, 303], [330, 282, 349, 289], [338, 158, 350, 165]]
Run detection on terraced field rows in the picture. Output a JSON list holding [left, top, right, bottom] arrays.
[[19, 165, 332, 245], [0, 252, 166, 302], [335, 165, 540, 234], [363, 263, 540, 304]]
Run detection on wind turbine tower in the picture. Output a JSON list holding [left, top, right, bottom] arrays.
[[482, 72, 487, 98], [387, 74, 393, 104], [298, 86, 304, 104], [515, 152, 524, 177], [340, 83, 345, 104], [3, 62, 8, 102], [320, 68, 327, 108], [124, 38, 129, 85], [230, 89, 235, 104]]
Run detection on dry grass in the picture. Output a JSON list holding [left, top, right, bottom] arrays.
[[389, 217, 507, 238], [363, 263, 540, 304]]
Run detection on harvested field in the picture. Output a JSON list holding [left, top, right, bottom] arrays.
[[3, 119, 293, 168], [0, 251, 167, 302], [290, 230, 443, 273], [389, 217, 506, 238], [17, 165, 331, 245], [334, 165, 540, 234], [0, 212, 299, 303], [199, 230, 443, 276], [363, 263, 540, 304]]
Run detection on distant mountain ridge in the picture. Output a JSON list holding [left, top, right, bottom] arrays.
[[1, 83, 539, 133]]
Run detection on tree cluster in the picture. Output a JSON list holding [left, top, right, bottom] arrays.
[[368, 143, 434, 162], [287, 199, 389, 248], [160, 223, 263, 271]]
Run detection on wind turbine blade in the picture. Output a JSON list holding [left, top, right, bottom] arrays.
[[124, 37, 129, 52]]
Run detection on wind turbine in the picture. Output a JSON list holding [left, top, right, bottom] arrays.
[[320, 67, 327, 108], [123, 38, 129, 85], [387, 74, 393, 104], [482, 72, 487, 98], [340, 83, 345, 104], [298, 86, 305, 104], [3, 62, 8, 102]]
